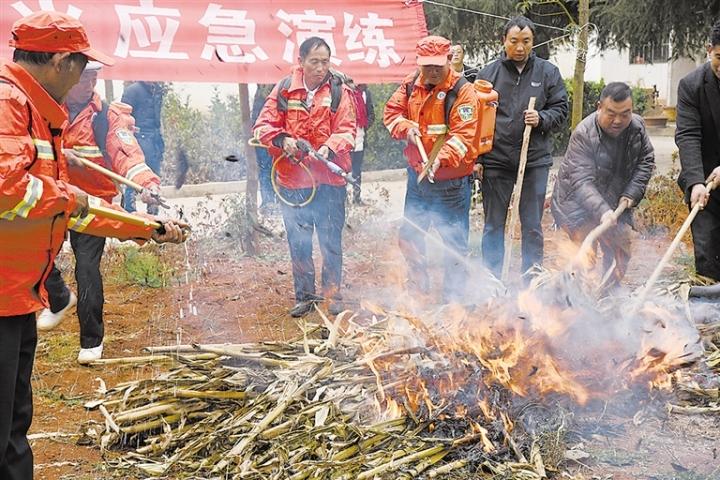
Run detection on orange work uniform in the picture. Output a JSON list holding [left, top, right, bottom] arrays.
[[0, 61, 159, 317]]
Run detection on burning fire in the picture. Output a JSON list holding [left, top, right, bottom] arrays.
[[360, 268, 702, 426]]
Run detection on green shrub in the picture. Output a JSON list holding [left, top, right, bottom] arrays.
[[634, 152, 690, 243], [364, 83, 407, 171], [161, 86, 245, 186], [121, 246, 174, 288]]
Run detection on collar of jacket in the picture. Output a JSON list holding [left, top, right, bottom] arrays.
[[500, 51, 536, 72], [66, 91, 103, 119], [415, 67, 462, 92], [287, 65, 332, 94], [0, 60, 67, 129]]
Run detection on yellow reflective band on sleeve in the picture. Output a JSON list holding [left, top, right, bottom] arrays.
[[0, 174, 44, 221], [67, 196, 100, 233], [426, 124, 448, 135], [72, 145, 103, 158], [126, 163, 152, 182], [33, 138, 54, 160], [446, 136, 468, 157]]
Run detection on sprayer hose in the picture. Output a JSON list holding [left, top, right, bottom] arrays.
[[270, 155, 317, 208]]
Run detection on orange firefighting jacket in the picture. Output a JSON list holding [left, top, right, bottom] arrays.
[[0, 61, 159, 317], [253, 66, 356, 189], [65, 93, 159, 202], [384, 69, 479, 181]]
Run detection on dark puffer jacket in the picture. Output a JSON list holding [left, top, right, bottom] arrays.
[[477, 52, 568, 171], [551, 112, 655, 229]]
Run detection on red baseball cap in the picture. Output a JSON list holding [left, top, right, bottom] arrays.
[[9, 11, 114, 66], [416, 35, 451, 66]]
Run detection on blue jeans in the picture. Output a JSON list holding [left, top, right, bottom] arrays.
[[481, 165, 549, 277], [123, 131, 163, 214], [399, 167, 472, 302], [255, 147, 277, 207], [279, 184, 346, 302]]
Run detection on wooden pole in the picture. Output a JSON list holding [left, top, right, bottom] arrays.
[[635, 179, 718, 307], [77, 156, 144, 192], [573, 200, 629, 266], [501, 97, 536, 282], [415, 134, 434, 184]]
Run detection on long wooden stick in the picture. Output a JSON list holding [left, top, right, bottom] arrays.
[[87, 204, 161, 230], [501, 97, 536, 282], [573, 199, 629, 266], [415, 134, 434, 184], [77, 156, 144, 192], [635, 178, 718, 307]]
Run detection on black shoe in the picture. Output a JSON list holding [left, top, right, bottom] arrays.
[[289, 299, 317, 318], [328, 299, 345, 316]]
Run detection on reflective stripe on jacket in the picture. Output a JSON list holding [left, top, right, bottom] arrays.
[[64, 93, 160, 201], [0, 61, 157, 316], [383, 69, 479, 181], [253, 66, 356, 189]]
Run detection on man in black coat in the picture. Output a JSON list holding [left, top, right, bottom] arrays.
[[676, 21, 720, 281], [552, 82, 655, 286], [476, 15, 568, 279]]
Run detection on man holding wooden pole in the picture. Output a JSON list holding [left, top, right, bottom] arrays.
[[36, 63, 167, 364], [384, 35, 479, 302], [551, 82, 655, 287], [0, 11, 186, 478], [675, 21, 720, 282], [476, 16, 568, 280]]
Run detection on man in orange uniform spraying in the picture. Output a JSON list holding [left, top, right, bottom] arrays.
[[36, 62, 164, 364], [254, 37, 356, 318], [384, 36, 479, 302], [0, 12, 186, 477]]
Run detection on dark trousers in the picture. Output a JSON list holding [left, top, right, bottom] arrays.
[[690, 203, 720, 281], [481, 166, 549, 277], [350, 150, 365, 202], [45, 232, 106, 348], [399, 168, 472, 302], [279, 184, 346, 302], [0, 314, 36, 479], [255, 147, 277, 207], [124, 132, 163, 215]]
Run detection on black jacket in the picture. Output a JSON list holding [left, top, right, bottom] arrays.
[[551, 112, 655, 229], [676, 62, 720, 208], [477, 52, 568, 171]]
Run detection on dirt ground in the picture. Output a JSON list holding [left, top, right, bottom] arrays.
[[30, 196, 719, 480]]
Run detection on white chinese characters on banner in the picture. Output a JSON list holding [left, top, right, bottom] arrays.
[[11, 0, 82, 18], [276, 9, 341, 66], [344, 12, 401, 68], [199, 3, 268, 63], [114, 0, 189, 59]]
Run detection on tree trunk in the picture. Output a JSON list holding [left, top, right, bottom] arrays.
[[104, 79, 115, 102], [571, 0, 590, 130], [238, 84, 259, 255]]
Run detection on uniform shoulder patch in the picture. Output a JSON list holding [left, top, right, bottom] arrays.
[[457, 104, 475, 121], [115, 128, 135, 145]]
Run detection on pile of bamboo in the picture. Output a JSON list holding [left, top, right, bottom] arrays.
[[84, 313, 559, 479]]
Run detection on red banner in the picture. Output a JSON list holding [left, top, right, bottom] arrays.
[[0, 1, 428, 83]]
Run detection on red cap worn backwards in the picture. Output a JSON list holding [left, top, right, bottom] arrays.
[[416, 35, 451, 66], [9, 11, 114, 66]]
